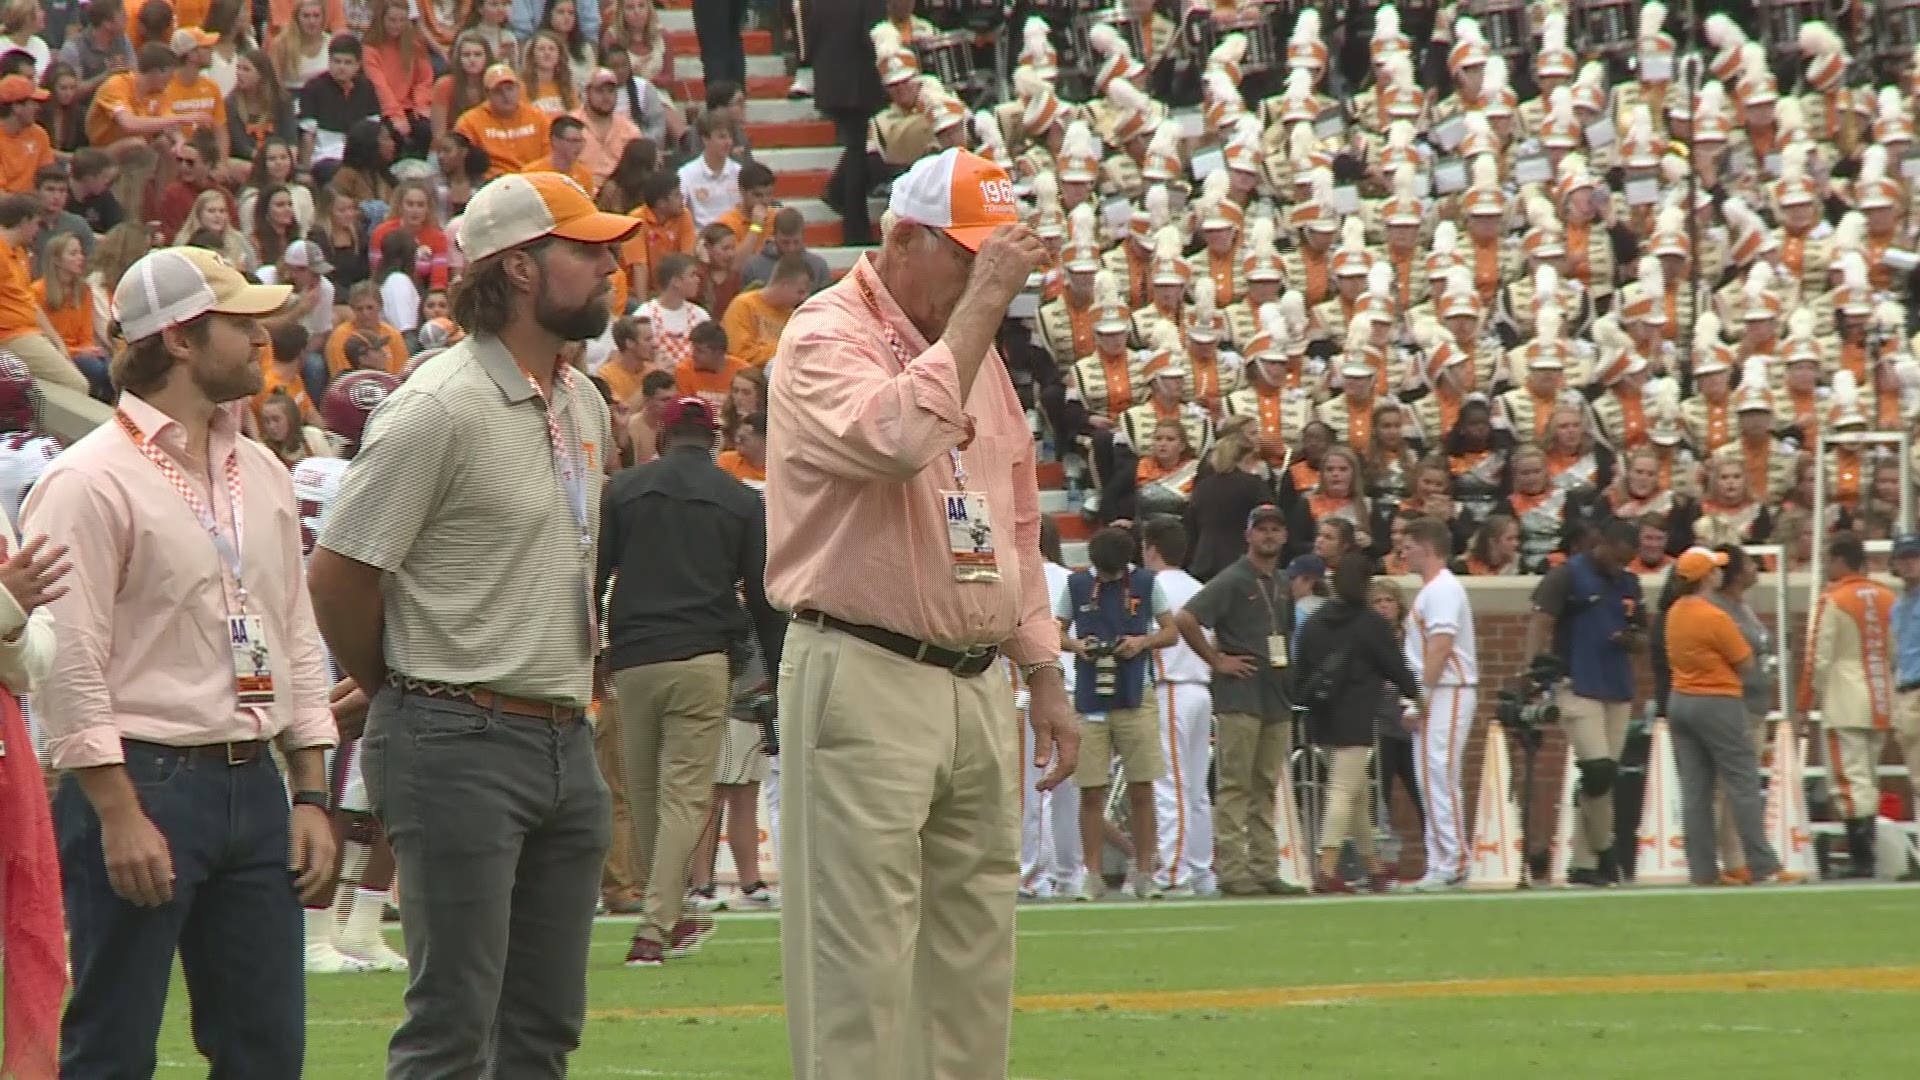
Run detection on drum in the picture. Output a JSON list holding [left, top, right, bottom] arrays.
[[916, 31, 977, 90], [1757, 0, 1829, 52], [1878, 0, 1920, 67], [1217, 6, 1279, 74], [1466, 0, 1526, 58], [1569, 0, 1634, 57]]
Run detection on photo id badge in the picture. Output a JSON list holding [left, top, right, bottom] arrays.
[[1268, 634, 1288, 668], [943, 490, 1000, 583], [230, 614, 276, 706]]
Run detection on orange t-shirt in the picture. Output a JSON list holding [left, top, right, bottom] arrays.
[[29, 279, 93, 354], [324, 320, 409, 376], [161, 72, 227, 138], [674, 356, 746, 407], [620, 205, 696, 296], [525, 154, 597, 198], [0, 237, 40, 340], [453, 101, 552, 178], [253, 359, 313, 422], [598, 358, 647, 406], [86, 72, 170, 148], [717, 449, 765, 484], [714, 206, 770, 260], [1664, 594, 1752, 697], [0, 123, 54, 194]]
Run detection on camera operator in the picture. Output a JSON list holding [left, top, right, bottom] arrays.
[[1293, 553, 1424, 894], [596, 397, 786, 965], [1172, 504, 1308, 897], [1057, 527, 1177, 900], [1522, 519, 1644, 887]]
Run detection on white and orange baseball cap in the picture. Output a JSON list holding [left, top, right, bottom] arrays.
[[458, 171, 642, 263], [887, 148, 1020, 253], [114, 247, 292, 343]]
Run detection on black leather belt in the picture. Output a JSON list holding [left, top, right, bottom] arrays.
[[793, 609, 999, 677], [1901, 681, 1920, 694], [391, 676, 586, 723], [123, 738, 269, 767]]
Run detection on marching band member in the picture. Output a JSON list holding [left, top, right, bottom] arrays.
[[1098, 79, 1155, 199], [1496, 205, 1591, 349], [1225, 301, 1314, 449], [1796, 20, 1857, 154], [1379, 164, 1428, 312], [1070, 272, 1146, 430], [1281, 167, 1339, 308], [1503, 444, 1573, 572], [1683, 313, 1739, 457], [1499, 298, 1585, 443], [1821, 372, 1873, 514], [1432, 15, 1489, 126], [1772, 144, 1831, 299], [1120, 331, 1214, 456], [1855, 144, 1906, 292], [1645, 379, 1702, 500], [1715, 357, 1797, 504], [1314, 215, 1373, 346], [1037, 204, 1101, 368], [1133, 224, 1188, 348], [1181, 277, 1244, 415], [867, 28, 933, 168], [1776, 314, 1829, 445], [1107, 183, 1168, 307], [1541, 401, 1611, 495], [1520, 9, 1575, 136], [1224, 216, 1284, 351], [1589, 320, 1655, 454], [1690, 452, 1774, 550], [1187, 170, 1245, 306], [1460, 154, 1512, 311], [1055, 120, 1103, 218]]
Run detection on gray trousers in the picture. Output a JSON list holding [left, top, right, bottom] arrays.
[[1668, 693, 1781, 885], [362, 687, 613, 1080]]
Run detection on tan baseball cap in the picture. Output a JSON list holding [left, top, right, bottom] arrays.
[[113, 248, 292, 342], [458, 171, 641, 263]]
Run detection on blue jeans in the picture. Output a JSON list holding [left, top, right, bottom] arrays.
[[365, 688, 611, 1080], [71, 350, 113, 402], [301, 351, 331, 405], [55, 741, 304, 1079]]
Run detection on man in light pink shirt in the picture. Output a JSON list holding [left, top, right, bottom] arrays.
[[576, 67, 642, 189], [766, 147, 1076, 1080], [23, 247, 338, 1078]]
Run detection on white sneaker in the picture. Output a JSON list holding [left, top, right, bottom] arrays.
[[1129, 873, 1164, 900], [788, 68, 813, 98], [1072, 878, 1104, 902], [338, 935, 409, 972], [1406, 874, 1465, 893], [727, 882, 778, 910], [305, 941, 374, 974], [684, 886, 723, 913]]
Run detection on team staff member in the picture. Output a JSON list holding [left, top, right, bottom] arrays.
[[1400, 515, 1478, 892], [1665, 546, 1791, 885], [766, 148, 1066, 1080], [1802, 532, 1900, 878], [309, 172, 637, 1078], [1058, 526, 1173, 901], [1889, 537, 1920, 856], [27, 247, 336, 1077], [1524, 519, 1644, 887], [596, 395, 785, 966], [1140, 515, 1215, 896], [1172, 504, 1306, 897]]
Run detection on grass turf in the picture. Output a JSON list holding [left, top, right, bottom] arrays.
[[151, 884, 1920, 1077]]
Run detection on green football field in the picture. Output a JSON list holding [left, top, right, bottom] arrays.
[[152, 883, 1920, 1078]]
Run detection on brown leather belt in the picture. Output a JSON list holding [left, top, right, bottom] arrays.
[[392, 677, 586, 723], [123, 738, 268, 767]]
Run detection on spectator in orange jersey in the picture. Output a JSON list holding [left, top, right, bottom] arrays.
[[673, 321, 744, 409], [453, 63, 551, 178], [717, 412, 766, 486]]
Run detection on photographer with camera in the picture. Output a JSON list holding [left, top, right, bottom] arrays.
[[1293, 553, 1424, 893], [1057, 527, 1177, 900], [1522, 519, 1645, 886]]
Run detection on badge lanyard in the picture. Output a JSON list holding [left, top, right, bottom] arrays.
[[855, 271, 974, 488], [115, 411, 248, 610], [521, 368, 599, 643]]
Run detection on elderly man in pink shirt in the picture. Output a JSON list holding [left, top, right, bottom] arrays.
[[766, 147, 1076, 1080], [24, 247, 338, 1078]]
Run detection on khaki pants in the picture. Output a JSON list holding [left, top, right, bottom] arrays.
[[1319, 745, 1374, 862], [1560, 689, 1633, 869], [1894, 690, 1920, 800], [1716, 714, 1770, 871], [0, 331, 88, 393], [613, 653, 730, 945], [1825, 726, 1886, 821], [593, 701, 643, 903], [777, 621, 1020, 1080], [1214, 711, 1291, 891]]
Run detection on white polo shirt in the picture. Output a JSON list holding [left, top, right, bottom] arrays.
[[677, 154, 742, 229], [1405, 568, 1478, 688]]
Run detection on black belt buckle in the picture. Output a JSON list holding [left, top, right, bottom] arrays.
[[1901, 682, 1920, 694]]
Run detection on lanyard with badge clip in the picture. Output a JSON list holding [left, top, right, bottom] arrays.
[[521, 366, 600, 647], [1253, 571, 1286, 669], [855, 271, 1001, 584], [115, 410, 277, 709]]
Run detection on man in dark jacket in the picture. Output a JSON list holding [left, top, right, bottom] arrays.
[[807, 0, 886, 244], [596, 397, 785, 967], [1293, 552, 1423, 892]]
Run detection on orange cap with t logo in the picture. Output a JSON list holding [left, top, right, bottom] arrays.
[[887, 147, 1021, 252]]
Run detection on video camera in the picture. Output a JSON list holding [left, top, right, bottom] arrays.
[[1495, 653, 1565, 731], [734, 686, 779, 758]]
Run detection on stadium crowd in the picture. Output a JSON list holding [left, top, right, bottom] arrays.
[[3, 0, 1920, 1076]]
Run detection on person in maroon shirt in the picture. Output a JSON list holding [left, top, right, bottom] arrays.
[[151, 130, 238, 242]]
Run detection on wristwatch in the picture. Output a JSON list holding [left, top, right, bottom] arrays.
[[291, 790, 330, 810], [1019, 660, 1065, 682]]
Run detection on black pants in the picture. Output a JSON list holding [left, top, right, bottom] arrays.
[[823, 107, 876, 245], [693, 0, 749, 90], [1379, 736, 1423, 827]]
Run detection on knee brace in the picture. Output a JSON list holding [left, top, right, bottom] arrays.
[[1577, 757, 1619, 799]]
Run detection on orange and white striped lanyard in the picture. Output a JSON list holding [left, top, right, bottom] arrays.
[[521, 366, 590, 549], [115, 410, 249, 609], [856, 270, 976, 487]]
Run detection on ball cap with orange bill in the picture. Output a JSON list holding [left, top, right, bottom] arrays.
[[113, 247, 293, 343], [483, 63, 520, 89], [886, 147, 1022, 252], [1674, 545, 1730, 582], [457, 170, 642, 264], [0, 75, 48, 104]]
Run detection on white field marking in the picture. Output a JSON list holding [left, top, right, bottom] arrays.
[[700, 923, 1230, 947], [592, 880, 1920, 926], [587, 1068, 737, 1078]]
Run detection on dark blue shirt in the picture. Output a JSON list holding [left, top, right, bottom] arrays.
[[1550, 553, 1642, 702]]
